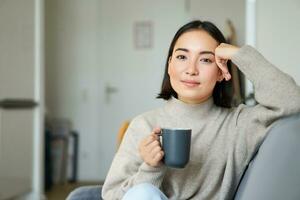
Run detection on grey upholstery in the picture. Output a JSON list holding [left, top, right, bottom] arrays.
[[234, 113, 300, 200], [66, 185, 102, 200], [67, 114, 300, 200]]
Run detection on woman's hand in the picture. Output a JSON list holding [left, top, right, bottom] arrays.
[[215, 43, 240, 81], [138, 127, 164, 167]]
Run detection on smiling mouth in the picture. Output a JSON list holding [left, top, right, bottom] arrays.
[[181, 80, 200, 87]]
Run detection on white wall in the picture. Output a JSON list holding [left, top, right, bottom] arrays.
[[94, 0, 189, 180], [256, 0, 300, 84], [45, 0, 245, 181], [46, 0, 188, 181], [189, 0, 245, 46]]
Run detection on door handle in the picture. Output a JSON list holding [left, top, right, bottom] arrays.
[[0, 99, 38, 109], [105, 83, 118, 104]]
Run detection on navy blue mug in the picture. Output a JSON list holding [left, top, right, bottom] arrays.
[[160, 128, 192, 168]]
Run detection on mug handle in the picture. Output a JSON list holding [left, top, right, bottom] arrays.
[[157, 131, 164, 160], [156, 129, 163, 136], [157, 130, 163, 147], [156, 130, 162, 137]]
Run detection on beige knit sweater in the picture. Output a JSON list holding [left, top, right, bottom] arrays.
[[102, 45, 300, 200]]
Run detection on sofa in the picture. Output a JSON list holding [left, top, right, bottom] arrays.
[[67, 113, 300, 200]]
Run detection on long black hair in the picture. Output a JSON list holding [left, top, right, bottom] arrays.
[[157, 20, 233, 108]]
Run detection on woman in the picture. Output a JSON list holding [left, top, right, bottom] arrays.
[[102, 20, 300, 200]]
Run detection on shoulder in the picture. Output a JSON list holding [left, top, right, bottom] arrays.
[[124, 106, 166, 140], [220, 103, 253, 127], [130, 106, 166, 128]]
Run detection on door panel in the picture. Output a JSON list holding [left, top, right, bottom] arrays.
[[0, 109, 34, 199], [0, 110, 34, 179], [0, 0, 35, 100], [0, 0, 37, 199]]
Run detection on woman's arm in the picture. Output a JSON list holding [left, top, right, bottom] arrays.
[[221, 45, 300, 164], [216, 44, 300, 122], [101, 116, 167, 200], [214, 45, 300, 191], [231, 45, 300, 121]]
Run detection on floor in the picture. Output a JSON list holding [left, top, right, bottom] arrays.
[[45, 182, 103, 200]]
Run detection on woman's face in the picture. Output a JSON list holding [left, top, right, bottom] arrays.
[[168, 30, 224, 104]]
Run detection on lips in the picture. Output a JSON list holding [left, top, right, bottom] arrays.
[[181, 80, 200, 87]]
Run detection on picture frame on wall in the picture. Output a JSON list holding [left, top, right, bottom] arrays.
[[133, 21, 153, 49]]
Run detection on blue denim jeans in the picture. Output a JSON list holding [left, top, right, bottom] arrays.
[[122, 183, 168, 200], [66, 183, 168, 200]]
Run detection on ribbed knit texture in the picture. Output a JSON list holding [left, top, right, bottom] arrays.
[[102, 45, 300, 200]]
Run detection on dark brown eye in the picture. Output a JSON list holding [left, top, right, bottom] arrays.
[[200, 58, 212, 63], [176, 55, 187, 60]]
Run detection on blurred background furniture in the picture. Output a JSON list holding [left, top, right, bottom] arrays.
[[45, 118, 79, 191], [117, 121, 130, 148]]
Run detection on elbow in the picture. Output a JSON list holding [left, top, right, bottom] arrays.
[[101, 184, 112, 200], [101, 189, 113, 200], [290, 95, 300, 113], [283, 102, 300, 116], [102, 184, 124, 200], [284, 88, 300, 114]]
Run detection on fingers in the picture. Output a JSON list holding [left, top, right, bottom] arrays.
[[152, 127, 161, 134], [138, 127, 165, 167], [146, 139, 160, 150], [142, 127, 159, 143], [147, 138, 163, 161], [150, 145, 163, 159], [139, 134, 161, 154], [149, 144, 164, 166], [150, 127, 161, 139], [142, 134, 156, 146], [216, 58, 231, 81], [222, 70, 231, 81], [215, 43, 239, 82], [139, 140, 164, 167], [153, 151, 164, 163], [216, 58, 228, 72], [224, 72, 231, 81]]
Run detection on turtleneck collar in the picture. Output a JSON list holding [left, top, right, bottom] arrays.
[[164, 96, 217, 119]]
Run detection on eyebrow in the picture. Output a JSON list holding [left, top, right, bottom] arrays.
[[174, 48, 215, 56]]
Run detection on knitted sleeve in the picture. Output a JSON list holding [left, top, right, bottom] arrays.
[[101, 115, 167, 200], [232, 45, 300, 162]]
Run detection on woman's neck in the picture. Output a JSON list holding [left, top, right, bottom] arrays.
[[178, 94, 213, 104], [164, 96, 217, 120]]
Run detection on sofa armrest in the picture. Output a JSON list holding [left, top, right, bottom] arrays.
[[66, 185, 103, 200], [234, 113, 300, 200]]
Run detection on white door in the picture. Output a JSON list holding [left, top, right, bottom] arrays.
[[0, 0, 44, 199], [95, 1, 188, 180]]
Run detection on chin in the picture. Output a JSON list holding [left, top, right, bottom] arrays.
[[178, 90, 212, 102], [179, 93, 203, 101]]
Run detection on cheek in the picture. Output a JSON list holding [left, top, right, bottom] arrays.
[[168, 65, 181, 80], [168, 65, 183, 92], [201, 66, 220, 82]]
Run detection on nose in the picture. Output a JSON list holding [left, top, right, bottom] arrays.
[[185, 61, 199, 75]]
